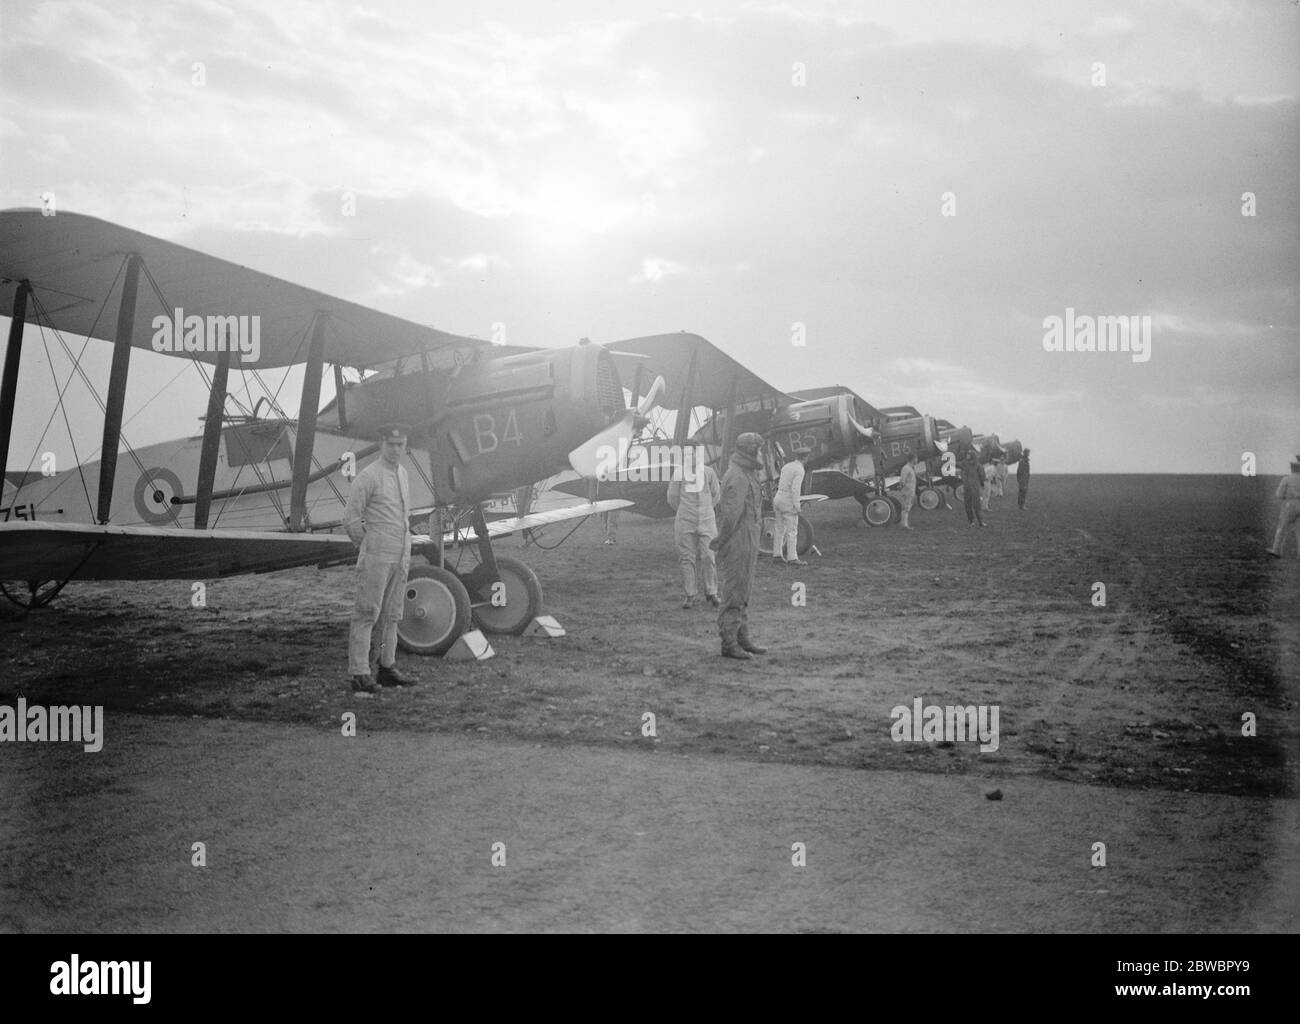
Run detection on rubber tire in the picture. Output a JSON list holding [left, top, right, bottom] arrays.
[[864, 496, 894, 527], [397, 565, 472, 656], [466, 556, 544, 636], [918, 487, 941, 512], [796, 515, 814, 557]]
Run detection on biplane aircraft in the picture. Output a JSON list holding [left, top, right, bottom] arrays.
[[553, 332, 826, 555], [770, 391, 953, 526], [930, 419, 1025, 503], [0, 209, 671, 657]]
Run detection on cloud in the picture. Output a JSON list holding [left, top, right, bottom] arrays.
[[630, 257, 686, 284]]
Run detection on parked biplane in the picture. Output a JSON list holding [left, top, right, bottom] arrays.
[[554, 332, 826, 555], [0, 209, 670, 656]]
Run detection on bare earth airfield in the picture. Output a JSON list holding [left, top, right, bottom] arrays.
[[1, 473, 1297, 932]]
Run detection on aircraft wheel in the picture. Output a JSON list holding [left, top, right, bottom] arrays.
[[863, 497, 894, 527], [918, 487, 941, 512], [398, 565, 472, 656], [796, 515, 815, 556], [886, 496, 902, 521], [466, 556, 543, 636]]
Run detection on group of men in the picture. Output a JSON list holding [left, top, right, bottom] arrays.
[[889, 446, 1031, 529], [340, 423, 1044, 688]]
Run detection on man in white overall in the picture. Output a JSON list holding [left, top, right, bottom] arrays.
[[899, 452, 919, 529], [344, 424, 419, 693], [667, 440, 722, 608], [1269, 457, 1300, 559], [772, 445, 812, 566]]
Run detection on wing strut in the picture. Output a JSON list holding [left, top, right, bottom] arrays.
[[289, 313, 327, 531], [332, 362, 348, 431], [720, 373, 739, 467], [96, 254, 141, 523], [671, 348, 698, 445], [194, 349, 231, 529], [0, 279, 30, 483]]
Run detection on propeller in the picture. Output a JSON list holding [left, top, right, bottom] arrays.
[[568, 375, 667, 478], [847, 413, 876, 441]]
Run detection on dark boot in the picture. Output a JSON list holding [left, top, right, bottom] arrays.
[[737, 628, 767, 655], [376, 663, 418, 686], [721, 641, 753, 660]]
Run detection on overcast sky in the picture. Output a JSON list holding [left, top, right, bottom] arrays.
[[1, 0, 1297, 473]]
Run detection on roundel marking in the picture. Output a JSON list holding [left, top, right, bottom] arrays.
[[133, 468, 184, 524]]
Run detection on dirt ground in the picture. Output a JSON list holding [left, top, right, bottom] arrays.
[[1, 474, 1296, 932]]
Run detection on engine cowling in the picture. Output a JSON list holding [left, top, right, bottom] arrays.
[[875, 412, 938, 473], [337, 343, 625, 504], [769, 392, 877, 464]]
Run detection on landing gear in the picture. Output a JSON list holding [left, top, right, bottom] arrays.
[[397, 565, 472, 656], [863, 496, 895, 527], [464, 555, 543, 636], [0, 578, 70, 611], [918, 487, 941, 512]]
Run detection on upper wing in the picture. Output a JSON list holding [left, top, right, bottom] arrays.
[[788, 385, 884, 421], [433, 499, 632, 543], [0, 209, 534, 370], [606, 333, 789, 410], [0, 521, 357, 581]]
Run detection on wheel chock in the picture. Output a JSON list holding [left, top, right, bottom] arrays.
[[523, 615, 566, 638], [445, 629, 495, 661]]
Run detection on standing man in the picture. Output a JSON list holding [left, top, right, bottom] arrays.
[[993, 458, 1008, 498], [667, 440, 722, 608], [1269, 456, 1300, 558], [981, 460, 995, 510], [961, 448, 986, 527], [344, 424, 418, 694], [898, 452, 919, 529], [712, 432, 767, 660], [602, 509, 620, 544], [1017, 449, 1032, 511], [772, 445, 812, 566]]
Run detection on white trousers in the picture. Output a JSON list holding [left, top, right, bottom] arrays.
[[349, 555, 408, 675], [1273, 500, 1300, 557], [773, 504, 799, 561]]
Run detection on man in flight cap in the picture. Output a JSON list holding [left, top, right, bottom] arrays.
[[343, 423, 419, 693], [712, 431, 768, 660]]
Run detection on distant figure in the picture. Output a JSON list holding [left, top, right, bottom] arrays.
[[668, 441, 722, 608], [980, 460, 994, 511], [1269, 457, 1300, 559], [712, 432, 767, 660], [1017, 449, 1032, 510], [586, 478, 619, 544], [772, 445, 812, 565], [898, 452, 919, 529], [961, 448, 986, 527], [993, 458, 1008, 497]]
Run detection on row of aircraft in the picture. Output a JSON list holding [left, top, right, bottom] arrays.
[[0, 210, 1021, 661]]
